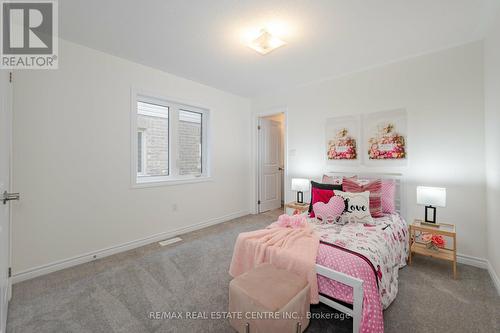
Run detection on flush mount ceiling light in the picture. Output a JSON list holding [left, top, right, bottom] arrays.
[[248, 29, 286, 55]]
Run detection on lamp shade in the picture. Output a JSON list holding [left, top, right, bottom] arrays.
[[417, 186, 446, 207], [291, 178, 310, 192]]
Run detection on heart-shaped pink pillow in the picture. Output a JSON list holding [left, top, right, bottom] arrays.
[[313, 196, 345, 222]]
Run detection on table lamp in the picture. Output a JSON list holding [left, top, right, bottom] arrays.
[[291, 178, 310, 204], [417, 186, 446, 223]]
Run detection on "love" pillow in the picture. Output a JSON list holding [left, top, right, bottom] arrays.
[[313, 195, 345, 223], [334, 190, 374, 224]]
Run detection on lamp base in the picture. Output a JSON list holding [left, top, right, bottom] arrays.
[[297, 191, 304, 204], [420, 221, 440, 227], [424, 205, 436, 223]]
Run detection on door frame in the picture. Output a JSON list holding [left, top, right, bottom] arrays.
[[253, 107, 288, 214], [0, 69, 13, 333], [7, 74, 12, 302]]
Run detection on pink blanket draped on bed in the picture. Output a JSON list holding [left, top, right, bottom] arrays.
[[229, 222, 320, 303]]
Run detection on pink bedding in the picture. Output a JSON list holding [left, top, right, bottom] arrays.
[[229, 213, 408, 333], [313, 213, 409, 333], [317, 244, 384, 332]]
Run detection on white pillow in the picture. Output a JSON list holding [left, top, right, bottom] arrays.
[[334, 190, 374, 224]]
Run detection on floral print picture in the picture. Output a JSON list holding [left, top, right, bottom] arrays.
[[368, 123, 406, 159], [364, 109, 408, 165], [327, 128, 357, 160], [325, 115, 360, 164]]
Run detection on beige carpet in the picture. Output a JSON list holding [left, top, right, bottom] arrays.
[[7, 209, 500, 332]]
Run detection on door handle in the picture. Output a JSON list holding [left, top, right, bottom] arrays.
[[278, 167, 284, 171], [2, 191, 20, 204]]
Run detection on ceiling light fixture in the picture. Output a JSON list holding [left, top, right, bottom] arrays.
[[247, 29, 286, 55]]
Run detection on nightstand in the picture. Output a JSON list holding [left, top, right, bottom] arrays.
[[409, 220, 457, 279], [284, 202, 309, 215]]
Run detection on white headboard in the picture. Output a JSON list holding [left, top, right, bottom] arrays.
[[323, 172, 406, 218]]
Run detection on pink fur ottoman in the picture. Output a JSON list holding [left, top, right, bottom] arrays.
[[229, 263, 310, 333]]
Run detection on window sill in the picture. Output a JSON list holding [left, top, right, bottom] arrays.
[[132, 176, 212, 189]]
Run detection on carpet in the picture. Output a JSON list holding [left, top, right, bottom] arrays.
[[7, 209, 500, 332]]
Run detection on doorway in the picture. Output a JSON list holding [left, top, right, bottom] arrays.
[[257, 112, 285, 213], [0, 70, 13, 333]]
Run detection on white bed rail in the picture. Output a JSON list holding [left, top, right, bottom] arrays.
[[316, 264, 363, 333]]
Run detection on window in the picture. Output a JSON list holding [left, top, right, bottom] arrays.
[[132, 93, 210, 186], [137, 129, 146, 175], [136, 101, 169, 178], [178, 110, 202, 176]]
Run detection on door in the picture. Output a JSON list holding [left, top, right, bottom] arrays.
[[0, 70, 13, 333], [258, 118, 282, 212]]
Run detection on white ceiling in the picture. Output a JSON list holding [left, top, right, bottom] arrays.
[[59, 0, 500, 98]]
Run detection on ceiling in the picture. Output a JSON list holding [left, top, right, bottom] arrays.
[[59, 0, 500, 98]]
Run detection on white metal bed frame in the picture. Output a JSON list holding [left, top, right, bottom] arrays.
[[314, 172, 405, 333]]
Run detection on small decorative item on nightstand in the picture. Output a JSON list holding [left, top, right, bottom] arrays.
[[291, 178, 310, 204], [409, 219, 457, 279], [421, 233, 446, 251], [417, 186, 446, 224]]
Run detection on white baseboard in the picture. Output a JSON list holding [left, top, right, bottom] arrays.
[[456, 253, 489, 269], [12, 210, 249, 284], [487, 261, 500, 296], [455, 254, 499, 295]]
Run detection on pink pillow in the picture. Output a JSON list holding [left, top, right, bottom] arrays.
[[322, 174, 357, 185], [381, 180, 396, 214], [342, 177, 383, 218], [322, 174, 341, 185], [313, 196, 345, 222], [309, 187, 334, 218]]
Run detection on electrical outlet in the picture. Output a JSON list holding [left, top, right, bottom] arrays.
[[172, 203, 178, 212]]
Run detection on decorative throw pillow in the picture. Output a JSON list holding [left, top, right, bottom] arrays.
[[322, 174, 341, 185], [342, 177, 383, 218], [381, 180, 396, 214], [334, 190, 374, 224], [313, 196, 345, 223], [322, 174, 357, 185], [308, 181, 343, 217]]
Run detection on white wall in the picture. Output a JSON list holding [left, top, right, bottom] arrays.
[[484, 15, 500, 284], [12, 39, 252, 274], [252, 42, 487, 259]]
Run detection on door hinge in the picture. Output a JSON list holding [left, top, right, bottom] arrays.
[[257, 200, 261, 205], [257, 125, 261, 130], [9, 72, 12, 83], [8, 267, 11, 278]]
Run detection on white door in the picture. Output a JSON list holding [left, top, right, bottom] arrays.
[[0, 70, 13, 333], [258, 118, 282, 212]]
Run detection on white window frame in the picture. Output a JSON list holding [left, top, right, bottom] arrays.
[[137, 128, 146, 176], [131, 89, 211, 188]]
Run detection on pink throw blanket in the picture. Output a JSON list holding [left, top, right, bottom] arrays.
[[229, 215, 320, 303]]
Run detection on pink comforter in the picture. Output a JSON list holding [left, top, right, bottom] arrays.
[[313, 213, 409, 333], [317, 243, 384, 333], [229, 223, 320, 303]]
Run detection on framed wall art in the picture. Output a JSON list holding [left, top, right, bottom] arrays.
[[363, 109, 407, 166], [325, 115, 360, 165]]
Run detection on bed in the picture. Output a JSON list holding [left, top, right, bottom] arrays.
[[230, 172, 408, 333], [311, 172, 408, 333]]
